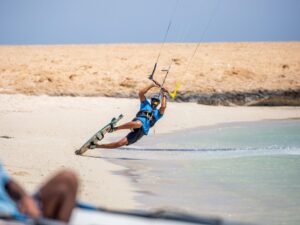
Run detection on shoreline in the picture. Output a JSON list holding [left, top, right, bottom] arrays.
[[1, 88, 300, 106]]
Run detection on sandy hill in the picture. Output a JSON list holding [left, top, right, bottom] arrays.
[[0, 42, 299, 105]]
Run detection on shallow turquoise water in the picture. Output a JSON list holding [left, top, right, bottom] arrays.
[[139, 119, 300, 150], [96, 119, 300, 225]]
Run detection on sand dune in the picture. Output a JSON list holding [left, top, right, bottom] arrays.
[[0, 42, 299, 102]]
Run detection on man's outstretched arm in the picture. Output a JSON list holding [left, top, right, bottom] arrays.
[[138, 83, 157, 102]]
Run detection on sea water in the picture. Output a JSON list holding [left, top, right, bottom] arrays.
[[97, 119, 300, 225]]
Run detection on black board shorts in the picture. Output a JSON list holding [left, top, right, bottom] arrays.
[[126, 127, 144, 146]]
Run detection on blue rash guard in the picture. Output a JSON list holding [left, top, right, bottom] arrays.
[[0, 162, 19, 217], [136, 99, 163, 135]]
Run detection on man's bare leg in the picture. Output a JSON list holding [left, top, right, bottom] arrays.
[[95, 137, 128, 149], [114, 120, 142, 131], [39, 170, 78, 222], [93, 120, 141, 149]]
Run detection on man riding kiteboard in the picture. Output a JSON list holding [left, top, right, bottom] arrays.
[[89, 81, 168, 149]]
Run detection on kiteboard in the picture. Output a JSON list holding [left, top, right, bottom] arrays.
[[75, 114, 123, 155]]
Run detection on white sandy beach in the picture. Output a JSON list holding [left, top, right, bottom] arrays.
[[1, 94, 300, 210]]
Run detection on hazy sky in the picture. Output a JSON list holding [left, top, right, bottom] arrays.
[[0, 0, 299, 44]]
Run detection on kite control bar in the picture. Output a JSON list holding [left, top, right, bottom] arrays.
[[148, 65, 174, 98], [151, 78, 170, 99]]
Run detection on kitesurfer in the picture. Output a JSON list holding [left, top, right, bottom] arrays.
[[90, 82, 168, 149]]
